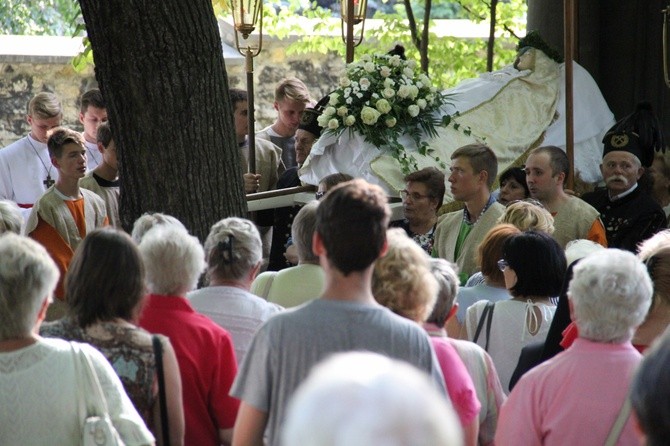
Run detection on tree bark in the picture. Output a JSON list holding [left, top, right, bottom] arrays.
[[78, 0, 246, 241]]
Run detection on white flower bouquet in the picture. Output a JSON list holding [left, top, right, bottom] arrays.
[[317, 52, 450, 173]]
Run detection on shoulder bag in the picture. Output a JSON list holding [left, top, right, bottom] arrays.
[[71, 342, 126, 446], [472, 301, 496, 352]]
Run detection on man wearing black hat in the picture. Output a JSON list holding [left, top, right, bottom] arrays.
[[267, 106, 323, 271], [582, 131, 666, 251]]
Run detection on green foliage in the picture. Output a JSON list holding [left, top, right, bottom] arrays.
[[1, 0, 83, 35], [254, 0, 526, 89]]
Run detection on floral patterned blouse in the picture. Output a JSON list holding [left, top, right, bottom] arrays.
[[391, 219, 437, 255], [40, 318, 162, 429]]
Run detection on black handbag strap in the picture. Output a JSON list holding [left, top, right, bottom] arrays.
[[153, 335, 170, 446], [473, 301, 496, 351]]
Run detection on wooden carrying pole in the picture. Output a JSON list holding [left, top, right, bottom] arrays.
[[564, 0, 576, 190]]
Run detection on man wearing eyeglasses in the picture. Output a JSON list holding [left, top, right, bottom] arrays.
[[581, 130, 665, 251], [433, 144, 504, 285]]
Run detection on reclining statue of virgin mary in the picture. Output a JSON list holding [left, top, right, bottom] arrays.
[[299, 32, 615, 201]]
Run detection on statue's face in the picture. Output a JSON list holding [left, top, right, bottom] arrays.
[[514, 47, 535, 71]]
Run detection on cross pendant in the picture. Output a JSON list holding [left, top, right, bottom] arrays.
[[43, 175, 55, 188]]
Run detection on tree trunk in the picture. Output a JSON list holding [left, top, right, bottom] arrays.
[[78, 0, 246, 241]]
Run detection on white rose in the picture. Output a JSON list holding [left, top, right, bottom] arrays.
[[407, 60, 417, 69], [383, 88, 395, 99], [383, 78, 395, 88], [415, 82, 423, 89], [409, 85, 419, 99], [408, 105, 420, 117], [339, 76, 351, 87], [346, 97, 353, 104], [344, 115, 356, 126], [375, 99, 392, 114], [344, 87, 352, 98], [361, 106, 381, 125], [364, 62, 376, 73], [417, 98, 427, 109], [359, 77, 371, 90], [329, 93, 339, 106], [317, 114, 331, 128], [397, 85, 411, 99], [390, 55, 401, 66], [324, 106, 337, 116], [361, 54, 372, 63], [403, 67, 414, 77], [419, 73, 431, 85], [380, 66, 391, 77], [328, 118, 340, 130], [337, 106, 348, 117], [385, 117, 397, 128]]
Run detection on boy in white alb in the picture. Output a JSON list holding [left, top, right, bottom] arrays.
[[78, 88, 108, 171], [0, 92, 63, 221]]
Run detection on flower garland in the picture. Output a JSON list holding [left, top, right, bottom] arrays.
[[317, 53, 452, 174]]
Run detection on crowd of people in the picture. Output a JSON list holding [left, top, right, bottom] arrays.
[[2, 71, 670, 446]]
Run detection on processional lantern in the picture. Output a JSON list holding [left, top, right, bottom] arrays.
[[340, 0, 368, 63], [231, 0, 263, 174]]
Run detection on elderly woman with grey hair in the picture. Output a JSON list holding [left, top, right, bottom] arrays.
[[188, 217, 283, 364], [251, 201, 326, 308], [496, 249, 653, 445], [0, 234, 153, 445], [282, 352, 463, 446], [0, 200, 23, 234], [426, 258, 506, 446], [138, 226, 240, 446]]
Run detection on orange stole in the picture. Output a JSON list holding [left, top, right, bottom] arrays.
[[29, 199, 108, 300]]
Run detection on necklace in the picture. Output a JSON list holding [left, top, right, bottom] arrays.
[[26, 136, 54, 188]]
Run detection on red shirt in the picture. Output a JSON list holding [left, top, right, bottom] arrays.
[[139, 294, 239, 446]]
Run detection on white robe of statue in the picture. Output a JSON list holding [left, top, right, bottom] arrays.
[[300, 48, 614, 200]]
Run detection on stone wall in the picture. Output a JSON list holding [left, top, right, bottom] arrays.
[[0, 29, 344, 148]]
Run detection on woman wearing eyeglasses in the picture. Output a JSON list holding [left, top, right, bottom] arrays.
[[391, 167, 445, 254], [464, 230, 566, 392]]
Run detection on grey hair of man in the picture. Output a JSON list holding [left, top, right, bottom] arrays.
[[0, 233, 59, 340], [204, 217, 262, 282], [568, 249, 652, 343], [426, 258, 460, 327], [292, 201, 319, 264], [131, 212, 187, 244], [139, 226, 205, 296], [0, 200, 23, 234]]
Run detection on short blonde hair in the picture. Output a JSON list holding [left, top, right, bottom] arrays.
[[497, 199, 555, 234], [372, 228, 437, 323], [275, 77, 312, 103], [28, 92, 62, 119]]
